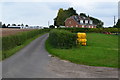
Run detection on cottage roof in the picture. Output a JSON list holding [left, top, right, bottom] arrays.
[[65, 15, 95, 25], [71, 15, 91, 20]]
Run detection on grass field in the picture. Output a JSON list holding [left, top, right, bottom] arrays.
[[46, 33, 118, 68]]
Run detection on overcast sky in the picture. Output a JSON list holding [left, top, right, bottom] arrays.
[[0, 0, 119, 27]]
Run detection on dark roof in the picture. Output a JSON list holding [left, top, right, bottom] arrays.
[[65, 15, 96, 26], [71, 15, 91, 21]]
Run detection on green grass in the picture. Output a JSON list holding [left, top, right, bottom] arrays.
[[46, 33, 118, 68], [1, 32, 47, 60]]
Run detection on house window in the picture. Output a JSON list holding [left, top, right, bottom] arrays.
[[69, 21, 71, 24], [80, 20, 83, 24], [85, 20, 88, 24], [90, 20, 93, 24]]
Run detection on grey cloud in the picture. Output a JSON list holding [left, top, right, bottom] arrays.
[[44, 2, 70, 10], [92, 2, 117, 9]]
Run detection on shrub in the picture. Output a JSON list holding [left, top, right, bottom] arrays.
[[2, 29, 50, 51], [58, 27, 119, 33], [49, 29, 77, 49]]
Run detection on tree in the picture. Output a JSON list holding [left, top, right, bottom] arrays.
[[114, 19, 120, 28], [18, 24, 20, 26], [25, 25, 28, 27], [80, 13, 87, 17], [79, 13, 104, 28], [89, 17, 104, 28], [54, 8, 64, 26], [54, 7, 78, 27], [12, 24, 16, 26], [49, 25, 55, 28], [54, 7, 103, 28], [2, 24, 7, 28], [7, 24, 10, 27], [21, 24, 24, 26], [67, 7, 78, 16]]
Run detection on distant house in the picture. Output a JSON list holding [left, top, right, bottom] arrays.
[[8, 26, 21, 29], [65, 15, 96, 28], [8, 26, 43, 29]]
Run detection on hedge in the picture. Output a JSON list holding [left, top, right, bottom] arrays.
[[49, 29, 77, 49], [58, 27, 119, 33], [2, 29, 50, 51]]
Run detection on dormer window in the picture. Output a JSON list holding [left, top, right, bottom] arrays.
[[83, 17, 85, 19], [89, 20, 93, 24], [80, 20, 83, 24], [85, 20, 88, 24], [75, 16, 77, 19]]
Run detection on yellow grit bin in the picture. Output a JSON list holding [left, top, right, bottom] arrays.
[[77, 33, 87, 46]]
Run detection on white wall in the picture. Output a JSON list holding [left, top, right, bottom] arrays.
[[82, 25, 84, 28], [8, 26, 42, 29]]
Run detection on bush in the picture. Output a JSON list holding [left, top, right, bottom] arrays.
[[58, 27, 119, 33], [49, 29, 77, 49], [2, 29, 50, 51]]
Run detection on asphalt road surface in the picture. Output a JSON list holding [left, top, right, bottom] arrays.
[[2, 33, 59, 78], [2, 33, 118, 78]]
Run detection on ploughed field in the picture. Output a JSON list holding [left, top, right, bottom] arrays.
[[1, 28, 34, 37]]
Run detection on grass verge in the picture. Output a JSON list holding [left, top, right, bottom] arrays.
[[45, 33, 118, 68], [1, 32, 47, 60]]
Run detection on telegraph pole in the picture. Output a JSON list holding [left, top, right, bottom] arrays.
[[114, 16, 116, 26], [48, 21, 50, 27]]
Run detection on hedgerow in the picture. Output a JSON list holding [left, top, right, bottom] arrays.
[[2, 29, 50, 51], [49, 29, 77, 49], [58, 27, 119, 33]]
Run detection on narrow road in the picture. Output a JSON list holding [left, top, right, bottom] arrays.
[[2, 33, 59, 78], [2, 33, 118, 78]]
